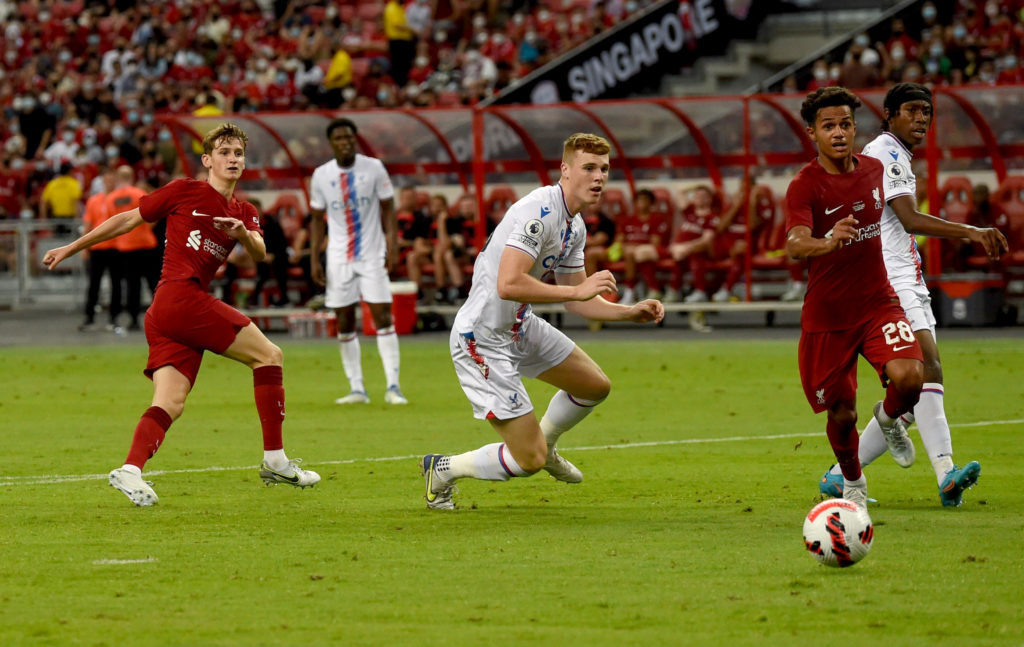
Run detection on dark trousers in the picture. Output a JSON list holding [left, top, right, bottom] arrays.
[[84, 248, 123, 324], [121, 248, 161, 325]]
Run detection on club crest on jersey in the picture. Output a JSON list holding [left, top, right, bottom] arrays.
[[816, 388, 825, 405], [872, 187, 882, 209]]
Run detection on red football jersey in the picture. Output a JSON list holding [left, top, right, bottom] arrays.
[[785, 155, 896, 332], [619, 213, 670, 245], [139, 178, 261, 290]]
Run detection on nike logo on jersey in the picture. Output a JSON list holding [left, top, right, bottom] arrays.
[[825, 205, 844, 215], [889, 151, 899, 161], [192, 209, 212, 217], [893, 344, 914, 351]]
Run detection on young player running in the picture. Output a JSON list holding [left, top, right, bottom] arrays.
[[818, 83, 1007, 506], [419, 133, 665, 510]]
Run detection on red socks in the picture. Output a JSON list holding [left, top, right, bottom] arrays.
[[125, 406, 173, 469], [826, 417, 862, 481], [253, 365, 284, 451]]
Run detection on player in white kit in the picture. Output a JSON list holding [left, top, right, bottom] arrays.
[[818, 83, 1007, 506], [310, 118, 407, 405], [420, 133, 665, 510]]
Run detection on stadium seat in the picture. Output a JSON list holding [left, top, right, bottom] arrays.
[[650, 186, 676, 220], [993, 175, 1024, 267], [939, 176, 973, 224], [599, 188, 629, 221], [485, 185, 518, 216]]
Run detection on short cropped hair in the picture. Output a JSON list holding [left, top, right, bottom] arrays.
[[799, 87, 862, 126], [327, 117, 358, 139], [562, 132, 611, 162], [202, 123, 249, 154], [635, 188, 655, 203]]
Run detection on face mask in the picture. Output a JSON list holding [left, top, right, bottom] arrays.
[[1004, 56, 1018, 69], [472, 15, 486, 29], [112, 126, 126, 140], [59, 50, 72, 63], [953, 25, 967, 40], [538, 9, 550, 21], [106, 146, 119, 158], [376, 89, 389, 102], [342, 87, 357, 102], [87, 34, 100, 46], [525, 31, 538, 44], [232, 28, 243, 40], [141, 113, 153, 125], [255, 59, 268, 72], [290, 27, 301, 39], [829, 66, 841, 80], [244, 70, 257, 81], [854, 35, 869, 47], [63, 132, 75, 143], [276, 73, 288, 84], [930, 44, 943, 57], [129, 111, 141, 124], [892, 47, 905, 62], [23, 98, 36, 111], [434, 31, 446, 43], [326, 6, 337, 18], [985, 2, 998, 18], [474, 32, 488, 46], [11, 158, 24, 170], [219, 73, 232, 83], [158, 130, 172, 142], [512, 13, 524, 26], [83, 134, 96, 145], [925, 60, 939, 75], [415, 56, 428, 67], [905, 67, 921, 81], [813, 67, 827, 81], [922, 6, 937, 20]]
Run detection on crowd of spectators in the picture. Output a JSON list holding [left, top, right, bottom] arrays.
[[786, 0, 1024, 92]]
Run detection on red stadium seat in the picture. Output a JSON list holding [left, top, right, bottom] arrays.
[[993, 175, 1024, 267], [485, 185, 517, 215], [599, 188, 629, 221], [939, 176, 973, 224], [650, 186, 676, 220]]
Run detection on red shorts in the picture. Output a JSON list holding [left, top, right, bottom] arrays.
[[712, 232, 744, 258], [144, 280, 251, 384], [798, 303, 924, 413]]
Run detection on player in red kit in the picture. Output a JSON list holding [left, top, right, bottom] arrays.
[[43, 124, 320, 507], [785, 87, 925, 510]]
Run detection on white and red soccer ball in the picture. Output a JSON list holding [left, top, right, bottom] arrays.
[[803, 499, 874, 567]]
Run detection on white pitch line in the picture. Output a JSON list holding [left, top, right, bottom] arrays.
[[2, 418, 1021, 488], [92, 557, 158, 565]]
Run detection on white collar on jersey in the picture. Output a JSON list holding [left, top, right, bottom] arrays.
[[881, 132, 913, 160]]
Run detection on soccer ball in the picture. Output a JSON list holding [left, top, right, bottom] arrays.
[[802, 499, 874, 567]]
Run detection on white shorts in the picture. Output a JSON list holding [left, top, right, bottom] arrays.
[[450, 315, 575, 421], [325, 252, 393, 308], [894, 282, 936, 336]]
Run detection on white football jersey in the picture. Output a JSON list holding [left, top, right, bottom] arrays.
[[861, 132, 925, 288], [309, 154, 395, 263], [454, 184, 586, 341]]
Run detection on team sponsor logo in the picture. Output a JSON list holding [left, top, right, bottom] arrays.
[[186, 229, 202, 250], [888, 150, 899, 161], [853, 201, 865, 212], [202, 238, 229, 260], [855, 221, 881, 242]]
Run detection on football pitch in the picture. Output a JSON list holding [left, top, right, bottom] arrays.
[[1, 332, 1022, 646]]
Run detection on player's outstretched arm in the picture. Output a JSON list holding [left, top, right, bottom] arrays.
[[889, 195, 1009, 261], [496, 247, 617, 304], [42, 208, 144, 270], [785, 217, 858, 260], [560, 271, 665, 323]]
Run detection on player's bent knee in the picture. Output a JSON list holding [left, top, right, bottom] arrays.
[[827, 405, 858, 430]]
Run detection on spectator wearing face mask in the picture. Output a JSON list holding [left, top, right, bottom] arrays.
[[44, 128, 81, 170], [995, 51, 1023, 84], [805, 59, 832, 90], [920, 36, 952, 83]]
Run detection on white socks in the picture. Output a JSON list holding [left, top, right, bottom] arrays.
[[539, 390, 604, 449], [339, 329, 401, 392], [916, 383, 955, 483], [376, 326, 401, 389], [840, 383, 955, 484], [263, 449, 289, 471], [444, 443, 527, 481], [338, 332, 364, 393]]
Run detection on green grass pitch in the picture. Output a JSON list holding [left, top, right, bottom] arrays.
[[1, 334, 1022, 646]]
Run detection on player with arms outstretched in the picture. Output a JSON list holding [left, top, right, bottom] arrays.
[[786, 87, 927, 510], [43, 123, 320, 506], [420, 133, 665, 510], [818, 83, 1007, 506]]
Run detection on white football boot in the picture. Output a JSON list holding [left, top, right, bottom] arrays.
[[109, 467, 159, 507]]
